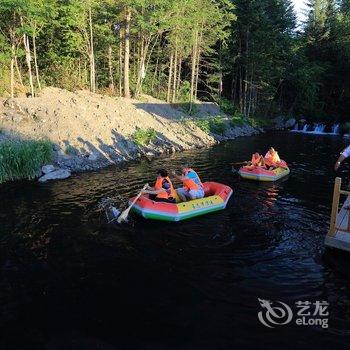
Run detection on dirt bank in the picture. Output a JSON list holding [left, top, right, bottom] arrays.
[[0, 87, 260, 174]]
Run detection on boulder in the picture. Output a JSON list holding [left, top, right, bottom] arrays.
[[88, 153, 98, 161], [42, 164, 56, 174], [39, 169, 71, 182], [272, 116, 285, 130], [285, 118, 296, 129]]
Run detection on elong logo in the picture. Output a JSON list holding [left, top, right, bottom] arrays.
[[258, 299, 329, 329]]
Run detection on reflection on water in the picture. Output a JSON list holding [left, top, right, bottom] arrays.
[[1, 132, 350, 349]]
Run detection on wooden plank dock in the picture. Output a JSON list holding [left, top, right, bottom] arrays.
[[325, 177, 350, 252]]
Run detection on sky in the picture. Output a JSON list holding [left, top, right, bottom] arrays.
[[292, 0, 308, 22]]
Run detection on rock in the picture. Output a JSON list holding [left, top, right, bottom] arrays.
[[146, 151, 155, 157], [272, 116, 285, 130], [38, 169, 71, 182], [88, 153, 98, 161], [42, 164, 56, 174], [285, 118, 296, 129]]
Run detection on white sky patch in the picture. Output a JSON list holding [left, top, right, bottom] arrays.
[[292, 0, 308, 23]]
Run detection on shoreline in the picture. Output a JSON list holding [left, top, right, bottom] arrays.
[[0, 87, 262, 182]]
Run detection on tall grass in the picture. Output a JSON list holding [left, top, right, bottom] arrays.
[[0, 139, 53, 183]]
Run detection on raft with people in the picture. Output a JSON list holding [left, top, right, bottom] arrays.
[[129, 167, 233, 221], [237, 147, 290, 182]]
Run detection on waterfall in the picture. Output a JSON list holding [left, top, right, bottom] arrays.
[[302, 124, 309, 132], [312, 123, 326, 134], [291, 123, 299, 132], [290, 122, 341, 135], [331, 123, 340, 135]]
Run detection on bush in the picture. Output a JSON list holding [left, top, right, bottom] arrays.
[[247, 117, 273, 128], [230, 111, 245, 127], [132, 128, 157, 146], [218, 97, 236, 116], [195, 117, 228, 135], [0, 139, 53, 183], [195, 119, 211, 133], [342, 122, 350, 133], [209, 117, 228, 135]]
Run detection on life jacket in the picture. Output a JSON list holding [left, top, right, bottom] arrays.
[[154, 176, 176, 199], [251, 153, 262, 166], [182, 168, 203, 191], [264, 151, 280, 166]]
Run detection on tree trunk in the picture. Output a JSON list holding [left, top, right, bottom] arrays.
[[172, 47, 178, 103], [135, 37, 148, 98], [176, 57, 182, 99], [119, 30, 123, 97], [89, 7, 96, 92], [10, 43, 15, 98], [32, 33, 41, 91], [14, 56, 23, 86], [123, 7, 131, 98], [108, 45, 115, 93], [167, 51, 174, 103], [194, 50, 201, 101], [194, 25, 203, 101], [23, 33, 34, 96], [190, 29, 198, 111], [151, 56, 159, 94]]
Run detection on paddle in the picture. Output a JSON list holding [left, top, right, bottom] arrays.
[[117, 184, 149, 223], [232, 161, 249, 166]]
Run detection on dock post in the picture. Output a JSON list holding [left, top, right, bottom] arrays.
[[329, 177, 342, 237]]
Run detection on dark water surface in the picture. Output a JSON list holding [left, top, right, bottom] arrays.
[[1, 132, 350, 349]]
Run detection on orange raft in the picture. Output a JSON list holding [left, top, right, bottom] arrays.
[[131, 182, 233, 221], [238, 160, 290, 182]]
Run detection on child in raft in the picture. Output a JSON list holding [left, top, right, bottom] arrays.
[[141, 169, 177, 203], [172, 166, 205, 202], [264, 147, 281, 168], [248, 147, 281, 169]]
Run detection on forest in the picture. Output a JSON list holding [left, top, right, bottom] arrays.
[[0, 0, 349, 122]]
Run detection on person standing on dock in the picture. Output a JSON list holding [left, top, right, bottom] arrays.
[[334, 145, 350, 171]]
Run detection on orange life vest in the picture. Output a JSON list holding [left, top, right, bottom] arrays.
[[154, 176, 176, 199], [264, 151, 280, 166], [251, 153, 262, 166], [182, 168, 203, 191]]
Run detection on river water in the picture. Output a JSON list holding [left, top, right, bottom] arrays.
[[1, 132, 350, 349]]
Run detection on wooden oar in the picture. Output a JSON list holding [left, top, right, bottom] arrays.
[[232, 161, 249, 166], [117, 184, 149, 223]]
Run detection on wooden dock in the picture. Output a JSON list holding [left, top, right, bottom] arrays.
[[325, 177, 350, 252]]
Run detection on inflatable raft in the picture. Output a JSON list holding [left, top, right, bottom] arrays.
[[238, 161, 290, 182], [131, 182, 233, 221]]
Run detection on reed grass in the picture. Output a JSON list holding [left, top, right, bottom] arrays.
[[0, 139, 53, 183]]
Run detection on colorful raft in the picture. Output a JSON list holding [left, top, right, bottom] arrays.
[[238, 161, 290, 182], [131, 182, 233, 221]]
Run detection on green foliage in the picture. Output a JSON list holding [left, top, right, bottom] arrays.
[[195, 117, 228, 135], [132, 128, 157, 146], [341, 122, 350, 133], [218, 97, 236, 116], [247, 117, 272, 128], [1, 0, 350, 123], [230, 112, 245, 127], [209, 116, 228, 135], [0, 139, 53, 183], [195, 119, 211, 133]]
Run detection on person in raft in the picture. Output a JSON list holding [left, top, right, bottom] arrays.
[[335, 145, 350, 171], [172, 166, 205, 202], [249, 152, 265, 166], [142, 169, 177, 203], [264, 147, 281, 169]]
